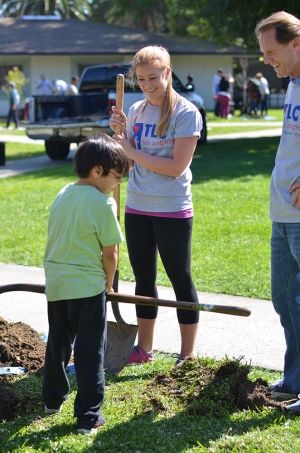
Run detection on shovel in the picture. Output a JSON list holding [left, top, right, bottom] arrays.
[[0, 282, 137, 374], [107, 73, 138, 373], [0, 283, 251, 374]]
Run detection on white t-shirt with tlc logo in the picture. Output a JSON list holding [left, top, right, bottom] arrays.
[[125, 95, 202, 214], [270, 80, 300, 222]]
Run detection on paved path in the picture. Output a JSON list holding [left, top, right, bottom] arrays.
[[0, 263, 285, 372]]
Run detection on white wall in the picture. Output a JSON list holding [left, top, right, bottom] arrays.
[[171, 55, 233, 110], [0, 53, 234, 116], [30, 55, 72, 94]]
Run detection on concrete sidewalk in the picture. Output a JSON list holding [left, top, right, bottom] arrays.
[[0, 263, 285, 372]]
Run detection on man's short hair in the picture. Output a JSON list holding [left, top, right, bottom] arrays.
[[255, 11, 300, 44], [74, 135, 129, 178]]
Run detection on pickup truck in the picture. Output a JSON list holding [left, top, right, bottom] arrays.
[[26, 63, 207, 160]]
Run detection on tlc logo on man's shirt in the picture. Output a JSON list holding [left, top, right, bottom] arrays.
[[284, 104, 300, 121]]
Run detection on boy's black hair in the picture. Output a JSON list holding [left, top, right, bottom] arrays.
[[74, 135, 129, 178]]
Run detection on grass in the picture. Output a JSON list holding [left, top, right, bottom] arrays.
[[0, 124, 28, 135], [0, 136, 277, 300], [0, 355, 299, 453], [4, 142, 45, 160], [206, 108, 283, 122], [207, 125, 281, 135]]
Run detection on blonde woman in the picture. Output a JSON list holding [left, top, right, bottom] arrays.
[[109, 46, 202, 365]]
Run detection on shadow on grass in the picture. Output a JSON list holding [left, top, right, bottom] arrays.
[[0, 368, 291, 453], [193, 137, 278, 183], [0, 405, 286, 453]]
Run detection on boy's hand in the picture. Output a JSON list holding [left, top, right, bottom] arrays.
[[106, 286, 114, 294], [102, 244, 118, 294]]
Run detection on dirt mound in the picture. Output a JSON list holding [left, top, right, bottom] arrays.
[[146, 358, 288, 416], [0, 316, 46, 421], [0, 316, 46, 373]]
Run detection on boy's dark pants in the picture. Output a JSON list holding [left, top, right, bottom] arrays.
[[42, 293, 106, 427]]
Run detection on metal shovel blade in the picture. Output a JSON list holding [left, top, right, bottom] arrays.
[[104, 320, 138, 374]]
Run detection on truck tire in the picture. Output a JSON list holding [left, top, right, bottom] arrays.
[[45, 140, 70, 160]]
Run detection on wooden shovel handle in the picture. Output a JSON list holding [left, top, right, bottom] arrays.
[[107, 292, 251, 317], [112, 74, 124, 308], [0, 284, 251, 317], [115, 73, 124, 135], [112, 73, 125, 219]]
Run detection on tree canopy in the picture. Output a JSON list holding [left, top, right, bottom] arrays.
[[1, 0, 300, 50]]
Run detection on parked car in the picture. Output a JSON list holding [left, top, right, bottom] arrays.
[[26, 63, 207, 160]]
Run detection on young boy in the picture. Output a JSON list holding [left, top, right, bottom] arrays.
[[42, 135, 129, 435]]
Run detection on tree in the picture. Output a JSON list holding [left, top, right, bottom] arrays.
[[1, 65, 28, 101], [0, 0, 89, 19], [165, 0, 300, 49]]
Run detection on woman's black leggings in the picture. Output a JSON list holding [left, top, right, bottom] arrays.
[[125, 213, 199, 324]]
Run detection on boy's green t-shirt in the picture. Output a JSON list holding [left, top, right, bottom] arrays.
[[44, 183, 123, 301]]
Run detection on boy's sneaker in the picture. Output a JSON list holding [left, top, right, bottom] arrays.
[[127, 346, 154, 364], [77, 417, 105, 435], [268, 379, 297, 401], [44, 405, 61, 415]]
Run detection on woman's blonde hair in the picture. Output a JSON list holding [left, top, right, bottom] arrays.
[[129, 45, 176, 137]]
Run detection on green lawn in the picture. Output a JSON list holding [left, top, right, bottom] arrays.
[[0, 136, 277, 300], [207, 125, 281, 135], [206, 108, 283, 122], [5, 142, 45, 160], [1, 355, 299, 453], [0, 124, 28, 135]]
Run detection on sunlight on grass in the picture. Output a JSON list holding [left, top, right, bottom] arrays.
[[0, 356, 299, 452], [0, 136, 278, 299], [5, 142, 45, 160]]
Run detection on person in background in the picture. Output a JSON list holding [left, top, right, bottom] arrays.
[[185, 74, 195, 91], [212, 68, 223, 116], [52, 79, 68, 95], [67, 76, 79, 95], [255, 72, 270, 116], [109, 45, 202, 367], [42, 136, 129, 434], [36, 74, 53, 95], [255, 10, 300, 414], [246, 78, 261, 116], [217, 76, 232, 118], [6, 82, 20, 129]]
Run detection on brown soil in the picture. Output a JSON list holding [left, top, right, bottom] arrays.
[[0, 316, 46, 421], [0, 316, 46, 373], [146, 358, 289, 416]]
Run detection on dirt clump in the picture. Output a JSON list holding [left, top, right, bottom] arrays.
[[0, 316, 46, 421], [146, 358, 289, 417], [0, 316, 46, 373]]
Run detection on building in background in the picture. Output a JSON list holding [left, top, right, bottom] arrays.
[[0, 16, 249, 116]]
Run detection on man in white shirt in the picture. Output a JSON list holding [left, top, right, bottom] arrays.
[[255, 72, 270, 116]]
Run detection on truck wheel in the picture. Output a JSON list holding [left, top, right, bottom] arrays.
[[45, 140, 70, 160]]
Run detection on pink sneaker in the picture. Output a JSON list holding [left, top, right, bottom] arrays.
[[127, 346, 154, 364]]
